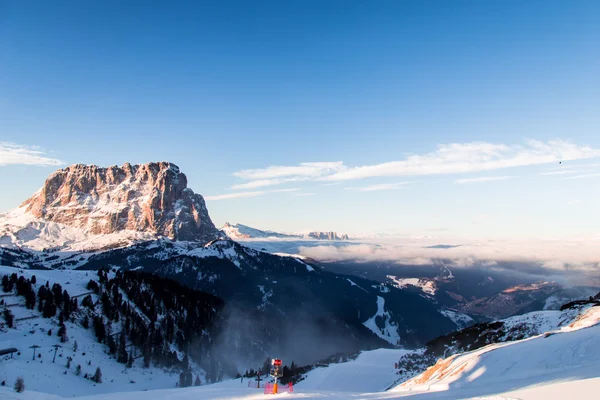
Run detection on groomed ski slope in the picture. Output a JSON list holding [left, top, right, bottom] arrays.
[[298, 348, 411, 392]]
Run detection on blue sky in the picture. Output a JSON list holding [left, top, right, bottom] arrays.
[[1, 0, 599, 238]]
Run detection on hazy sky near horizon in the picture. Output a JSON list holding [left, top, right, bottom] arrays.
[[1, 1, 599, 238]]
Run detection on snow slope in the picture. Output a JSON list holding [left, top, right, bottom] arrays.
[[394, 305, 600, 398], [387, 275, 437, 296], [0, 266, 186, 397], [298, 348, 411, 393], [439, 310, 474, 330], [363, 296, 401, 345]]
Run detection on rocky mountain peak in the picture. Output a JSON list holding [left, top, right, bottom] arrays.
[[307, 231, 349, 241], [21, 162, 219, 243]]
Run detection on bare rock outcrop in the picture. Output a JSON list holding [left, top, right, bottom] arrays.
[[21, 162, 219, 243]]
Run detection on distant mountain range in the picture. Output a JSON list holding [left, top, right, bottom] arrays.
[[220, 222, 349, 241]]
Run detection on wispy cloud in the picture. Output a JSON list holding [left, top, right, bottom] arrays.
[[539, 170, 579, 176], [205, 188, 302, 201], [204, 191, 266, 201], [234, 161, 344, 180], [231, 179, 285, 190], [566, 173, 600, 180], [271, 188, 302, 193], [294, 192, 316, 196], [231, 178, 308, 190], [323, 140, 599, 181], [541, 168, 597, 176], [0, 142, 63, 167], [568, 200, 581, 206], [455, 176, 514, 184], [345, 182, 410, 191], [229, 141, 600, 188]]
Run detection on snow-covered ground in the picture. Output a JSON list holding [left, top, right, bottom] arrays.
[[387, 276, 437, 296], [298, 348, 411, 393], [393, 305, 600, 399], [362, 296, 401, 345], [439, 310, 474, 329]]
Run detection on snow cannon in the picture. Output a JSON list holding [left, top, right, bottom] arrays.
[[265, 358, 287, 394]]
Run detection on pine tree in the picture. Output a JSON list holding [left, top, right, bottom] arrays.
[[37, 287, 45, 312], [179, 372, 186, 388], [195, 375, 201, 386], [73, 341, 78, 352], [31, 275, 36, 284], [3, 309, 14, 328], [67, 357, 72, 369], [2, 275, 10, 292], [76, 365, 82, 376], [58, 324, 68, 343], [14, 377, 24, 393], [143, 347, 151, 368], [93, 316, 106, 343], [25, 289, 36, 309], [127, 352, 134, 368], [43, 298, 57, 318], [117, 332, 128, 364], [107, 334, 117, 354], [93, 367, 102, 383]]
